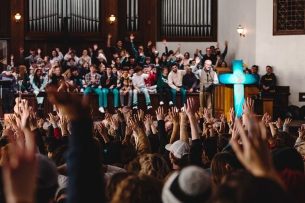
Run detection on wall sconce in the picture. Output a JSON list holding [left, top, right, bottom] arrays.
[[237, 25, 245, 37], [109, 15, 116, 25], [15, 13, 21, 23]]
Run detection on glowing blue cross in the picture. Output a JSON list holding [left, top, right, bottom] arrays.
[[219, 60, 259, 118]]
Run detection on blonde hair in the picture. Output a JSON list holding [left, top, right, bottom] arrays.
[[297, 142, 305, 156], [110, 173, 162, 203], [139, 153, 170, 181], [19, 65, 27, 80]]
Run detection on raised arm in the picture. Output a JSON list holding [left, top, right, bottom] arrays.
[[47, 88, 104, 203]]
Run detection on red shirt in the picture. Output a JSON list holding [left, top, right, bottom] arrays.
[[144, 73, 157, 87]]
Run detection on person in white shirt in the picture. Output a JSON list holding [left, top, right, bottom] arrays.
[[168, 63, 187, 110], [132, 66, 152, 110], [199, 59, 219, 110]]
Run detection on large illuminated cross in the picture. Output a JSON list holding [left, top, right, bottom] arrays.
[[219, 60, 259, 118]]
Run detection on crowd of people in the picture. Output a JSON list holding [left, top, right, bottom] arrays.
[[0, 93, 304, 203], [2, 34, 277, 115]]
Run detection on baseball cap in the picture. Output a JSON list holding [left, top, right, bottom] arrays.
[[165, 140, 190, 158], [7, 65, 13, 71]]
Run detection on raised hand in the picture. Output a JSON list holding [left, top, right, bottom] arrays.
[[242, 97, 254, 116], [110, 116, 119, 130], [19, 47, 24, 53], [130, 34, 135, 41], [225, 40, 228, 46], [298, 125, 305, 138], [184, 98, 196, 118], [155, 106, 164, 121], [37, 48, 41, 54], [137, 109, 144, 121], [108, 33, 112, 39], [10, 54, 14, 60], [284, 118, 292, 125], [147, 41, 152, 47], [168, 107, 179, 124], [162, 39, 167, 46], [93, 44, 98, 50], [47, 113, 57, 125], [230, 115, 279, 182], [220, 113, 227, 123]]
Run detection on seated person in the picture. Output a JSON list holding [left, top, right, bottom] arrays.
[[251, 65, 260, 84], [48, 66, 65, 92], [83, 64, 104, 113], [155, 58, 173, 106], [132, 66, 152, 110], [101, 66, 119, 111], [62, 69, 75, 92], [119, 67, 133, 107], [70, 67, 83, 92], [143, 64, 157, 93], [182, 67, 198, 93], [260, 65, 276, 92], [32, 68, 47, 110], [168, 63, 187, 109]]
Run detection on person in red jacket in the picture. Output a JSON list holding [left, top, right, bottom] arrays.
[[143, 64, 157, 93]]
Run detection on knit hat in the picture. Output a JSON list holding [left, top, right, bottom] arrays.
[[165, 140, 190, 158], [97, 53, 107, 63], [162, 165, 212, 203], [36, 154, 58, 188]]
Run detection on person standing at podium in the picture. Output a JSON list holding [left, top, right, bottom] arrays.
[[0, 66, 18, 113], [199, 60, 219, 110]]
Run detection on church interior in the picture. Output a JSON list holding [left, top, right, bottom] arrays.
[[0, 1, 305, 203]]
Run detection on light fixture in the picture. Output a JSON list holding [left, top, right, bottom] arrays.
[[15, 13, 21, 23], [237, 25, 245, 37], [109, 15, 116, 25]]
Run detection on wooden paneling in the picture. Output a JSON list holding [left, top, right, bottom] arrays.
[[10, 0, 24, 66], [0, 0, 11, 38]]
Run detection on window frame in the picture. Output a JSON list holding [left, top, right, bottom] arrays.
[[156, 0, 218, 42], [24, 0, 105, 39], [273, 0, 305, 35]]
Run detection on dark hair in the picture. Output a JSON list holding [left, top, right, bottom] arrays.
[[69, 58, 75, 62], [171, 63, 178, 67], [209, 171, 292, 203], [252, 65, 259, 70], [210, 46, 215, 49], [123, 66, 129, 71], [106, 66, 113, 70], [35, 184, 58, 203], [203, 137, 218, 161], [210, 152, 243, 186], [106, 172, 136, 202], [33, 69, 43, 88], [30, 48, 36, 52], [266, 65, 272, 70], [70, 66, 78, 73], [146, 56, 151, 61], [221, 61, 227, 67], [217, 136, 229, 152], [172, 154, 190, 168], [51, 144, 68, 166], [134, 66, 143, 73], [90, 64, 97, 69]]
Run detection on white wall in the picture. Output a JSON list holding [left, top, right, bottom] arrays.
[[256, 0, 305, 107], [156, 0, 305, 106], [156, 0, 257, 67]]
